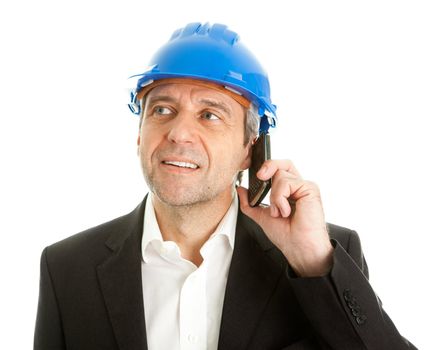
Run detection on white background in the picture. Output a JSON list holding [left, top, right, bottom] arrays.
[[1, 0, 427, 348]]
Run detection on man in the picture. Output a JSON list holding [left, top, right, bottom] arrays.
[[34, 22, 416, 350]]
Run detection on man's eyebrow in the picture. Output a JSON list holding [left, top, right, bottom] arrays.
[[146, 95, 233, 117], [146, 95, 178, 106], [198, 98, 232, 117]]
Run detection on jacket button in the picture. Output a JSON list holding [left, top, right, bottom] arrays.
[[351, 307, 361, 316], [356, 315, 367, 325], [343, 289, 352, 301], [347, 299, 358, 309]]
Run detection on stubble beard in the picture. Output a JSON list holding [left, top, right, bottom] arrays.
[[143, 168, 235, 208], [139, 144, 242, 208]]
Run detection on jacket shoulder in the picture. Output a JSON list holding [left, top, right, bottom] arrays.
[[44, 209, 136, 268]]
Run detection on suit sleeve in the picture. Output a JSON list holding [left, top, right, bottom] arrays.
[[286, 230, 417, 350], [34, 247, 66, 350]]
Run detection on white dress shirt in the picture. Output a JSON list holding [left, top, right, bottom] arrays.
[[141, 192, 238, 350]]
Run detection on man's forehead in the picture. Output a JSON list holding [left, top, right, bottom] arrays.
[[147, 82, 232, 102], [138, 78, 251, 110]]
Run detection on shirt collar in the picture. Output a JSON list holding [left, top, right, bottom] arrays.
[[141, 191, 238, 263], [141, 192, 164, 263]]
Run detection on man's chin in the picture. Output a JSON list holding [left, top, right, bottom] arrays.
[[156, 194, 208, 208], [151, 186, 212, 208]]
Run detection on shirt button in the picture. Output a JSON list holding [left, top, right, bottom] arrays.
[[160, 246, 168, 255], [187, 334, 198, 343]]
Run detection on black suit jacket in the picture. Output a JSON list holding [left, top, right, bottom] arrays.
[[34, 197, 416, 349]]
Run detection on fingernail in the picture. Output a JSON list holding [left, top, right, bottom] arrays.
[[259, 166, 267, 175]]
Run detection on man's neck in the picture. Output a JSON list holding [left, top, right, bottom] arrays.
[[151, 190, 234, 266]]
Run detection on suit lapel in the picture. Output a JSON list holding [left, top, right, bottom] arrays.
[[95, 198, 285, 350], [218, 210, 286, 350], [97, 198, 148, 350]]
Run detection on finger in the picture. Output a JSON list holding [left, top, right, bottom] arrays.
[[236, 186, 261, 220], [237, 186, 275, 225], [236, 186, 250, 210], [279, 196, 292, 218], [270, 203, 281, 218], [270, 171, 305, 217], [270, 175, 292, 218], [257, 159, 302, 181], [272, 171, 322, 209]]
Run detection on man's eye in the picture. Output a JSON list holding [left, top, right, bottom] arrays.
[[154, 106, 173, 115], [201, 112, 220, 121]]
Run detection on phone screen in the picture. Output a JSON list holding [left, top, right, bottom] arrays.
[[248, 132, 271, 207]]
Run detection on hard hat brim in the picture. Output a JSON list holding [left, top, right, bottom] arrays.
[[136, 77, 251, 109]]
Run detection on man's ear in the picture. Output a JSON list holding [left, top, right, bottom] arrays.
[[137, 134, 141, 156], [240, 140, 254, 170]]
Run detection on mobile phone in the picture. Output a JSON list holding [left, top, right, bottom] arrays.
[[248, 132, 271, 207]]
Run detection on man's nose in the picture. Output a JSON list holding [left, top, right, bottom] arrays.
[[166, 112, 198, 144]]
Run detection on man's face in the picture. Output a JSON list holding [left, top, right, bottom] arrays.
[[137, 82, 251, 207]]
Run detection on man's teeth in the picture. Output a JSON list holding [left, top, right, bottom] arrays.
[[163, 161, 198, 169]]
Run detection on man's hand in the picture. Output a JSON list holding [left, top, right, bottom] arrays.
[[237, 159, 334, 277]]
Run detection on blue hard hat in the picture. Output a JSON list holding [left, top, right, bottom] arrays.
[[128, 22, 277, 132]]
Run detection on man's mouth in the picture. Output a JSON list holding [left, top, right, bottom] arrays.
[[162, 160, 199, 169]]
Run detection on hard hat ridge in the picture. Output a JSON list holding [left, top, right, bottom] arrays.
[[169, 22, 239, 45]]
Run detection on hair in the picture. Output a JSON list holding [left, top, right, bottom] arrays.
[[138, 95, 147, 130], [138, 96, 260, 185], [243, 102, 260, 144]]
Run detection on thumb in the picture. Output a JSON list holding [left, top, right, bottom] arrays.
[[236, 186, 263, 223]]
